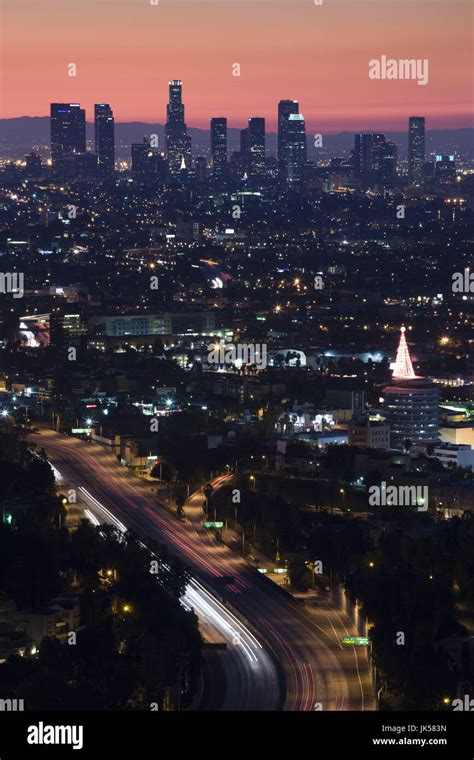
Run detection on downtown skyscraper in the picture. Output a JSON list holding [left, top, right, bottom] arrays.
[[247, 117, 265, 177], [408, 116, 425, 184], [165, 80, 192, 175], [94, 103, 115, 177], [277, 100, 307, 180], [210, 118, 227, 177], [50, 103, 86, 176], [353, 133, 385, 176], [278, 100, 299, 176]]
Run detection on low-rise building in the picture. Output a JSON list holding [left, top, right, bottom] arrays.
[[429, 442, 474, 471], [349, 414, 391, 450]]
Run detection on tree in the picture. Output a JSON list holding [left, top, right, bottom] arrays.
[[175, 495, 185, 517], [287, 555, 312, 591]]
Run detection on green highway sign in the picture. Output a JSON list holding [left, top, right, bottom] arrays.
[[203, 521, 224, 529], [342, 636, 370, 646]]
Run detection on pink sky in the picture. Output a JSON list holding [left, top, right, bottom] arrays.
[[1, 0, 472, 131]]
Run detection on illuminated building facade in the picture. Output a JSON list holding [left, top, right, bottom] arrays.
[[94, 103, 115, 177], [383, 327, 439, 450], [50, 103, 86, 176], [165, 80, 192, 175], [408, 116, 425, 184]]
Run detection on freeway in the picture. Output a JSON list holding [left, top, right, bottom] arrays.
[[45, 447, 277, 711], [30, 429, 374, 712]]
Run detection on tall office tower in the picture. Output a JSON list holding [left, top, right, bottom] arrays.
[[353, 133, 385, 176], [286, 113, 307, 180], [50, 103, 86, 176], [408, 116, 425, 184], [210, 118, 227, 176], [165, 80, 192, 175], [94, 103, 115, 177], [278, 99, 299, 176], [372, 140, 398, 185], [383, 326, 439, 450], [247, 117, 265, 176]]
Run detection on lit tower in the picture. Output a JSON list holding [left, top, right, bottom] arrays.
[[408, 116, 425, 184], [165, 80, 192, 176], [278, 99, 299, 176], [383, 327, 439, 450], [210, 118, 227, 177], [50, 103, 86, 176], [94, 103, 115, 177]]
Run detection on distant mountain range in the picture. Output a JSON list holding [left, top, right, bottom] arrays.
[[0, 117, 472, 161]]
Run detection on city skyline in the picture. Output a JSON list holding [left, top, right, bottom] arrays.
[[0, 0, 472, 743], [2, 0, 473, 130]]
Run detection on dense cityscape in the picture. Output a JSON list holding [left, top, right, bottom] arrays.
[[0, 0, 472, 754]]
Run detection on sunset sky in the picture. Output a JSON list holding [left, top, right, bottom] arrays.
[[2, 0, 472, 131]]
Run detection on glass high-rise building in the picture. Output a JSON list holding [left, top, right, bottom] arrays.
[[94, 103, 115, 177], [210, 118, 227, 176], [286, 113, 307, 180], [372, 140, 398, 185], [247, 117, 265, 176], [50, 103, 86, 176], [165, 80, 192, 175], [278, 100, 306, 177], [278, 99, 299, 176], [408, 116, 425, 184], [353, 133, 385, 176]]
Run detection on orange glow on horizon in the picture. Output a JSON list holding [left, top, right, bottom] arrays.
[[1, 0, 472, 131]]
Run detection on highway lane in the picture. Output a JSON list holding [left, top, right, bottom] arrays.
[[30, 429, 374, 711], [46, 450, 278, 712], [185, 485, 373, 711]]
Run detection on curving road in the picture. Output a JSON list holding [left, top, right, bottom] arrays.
[[30, 429, 374, 712]]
